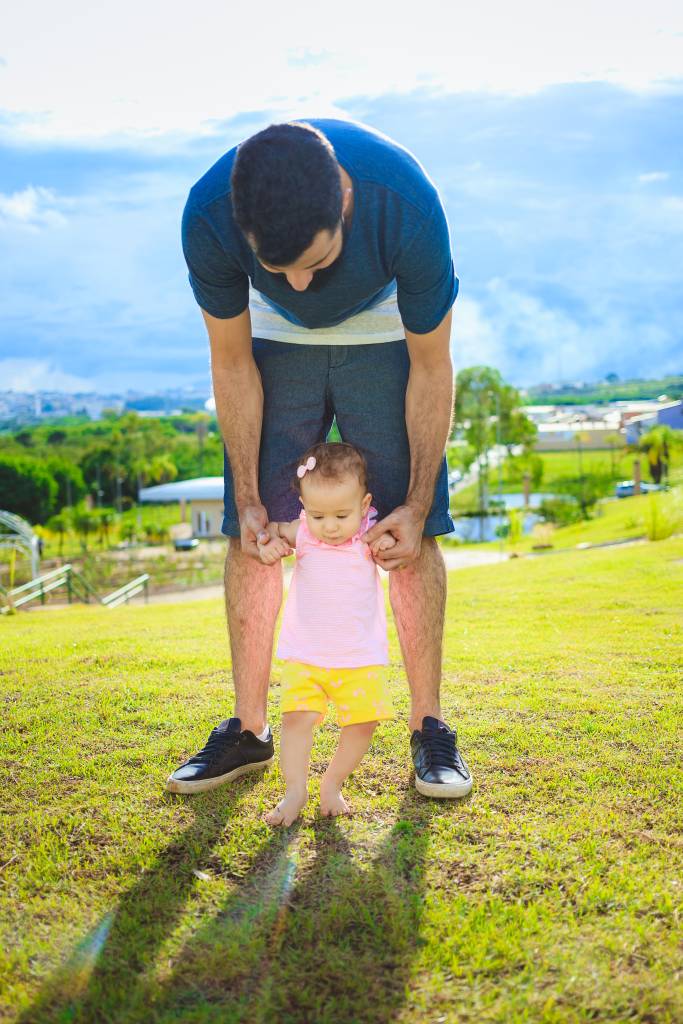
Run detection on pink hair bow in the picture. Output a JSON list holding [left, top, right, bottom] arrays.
[[297, 456, 316, 479]]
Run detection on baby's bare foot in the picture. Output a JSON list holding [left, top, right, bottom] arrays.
[[265, 789, 308, 827], [319, 780, 352, 818]]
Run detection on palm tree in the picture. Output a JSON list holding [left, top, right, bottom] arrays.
[[73, 506, 98, 553], [96, 509, 116, 549], [46, 510, 72, 558], [637, 426, 681, 485]]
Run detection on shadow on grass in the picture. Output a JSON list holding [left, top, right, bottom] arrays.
[[18, 773, 463, 1024]]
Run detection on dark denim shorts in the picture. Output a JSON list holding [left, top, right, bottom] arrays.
[[222, 338, 454, 538]]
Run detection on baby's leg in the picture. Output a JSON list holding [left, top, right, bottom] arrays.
[[320, 721, 377, 818], [266, 710, 322, 827]]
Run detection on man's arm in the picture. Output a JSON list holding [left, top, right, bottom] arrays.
[[201, 306, 268, 556], [363, 309, 453, 570], [404, 308, 454, 520]]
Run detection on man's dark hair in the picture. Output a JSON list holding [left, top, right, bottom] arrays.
[[230, 122, 343, 267]]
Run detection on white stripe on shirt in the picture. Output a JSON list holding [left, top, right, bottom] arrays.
[[248, 286, 405, 346]]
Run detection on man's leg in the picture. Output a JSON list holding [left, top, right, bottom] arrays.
[[221, 338, 333, 732], [225, 537, 283, 735], [388, 537, 446, 732], [389, 538, 472, 797]]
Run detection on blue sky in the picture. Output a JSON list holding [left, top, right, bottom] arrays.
[[1, 1, 682, 394]]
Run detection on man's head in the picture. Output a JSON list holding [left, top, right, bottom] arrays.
[[230, 122, 349, 291]]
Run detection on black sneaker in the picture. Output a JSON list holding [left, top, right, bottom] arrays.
[[411, 716, 472, 798], [166, 717, 274, 794]]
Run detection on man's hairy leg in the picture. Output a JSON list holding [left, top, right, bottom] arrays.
[[225, 536, 283, 734], [388, 537, 447, 732]]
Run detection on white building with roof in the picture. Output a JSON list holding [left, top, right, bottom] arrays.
[[138, 477, 224, 538]]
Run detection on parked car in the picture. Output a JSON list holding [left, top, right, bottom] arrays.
[[615, 480, 661, 498], [174, 537, 200, 551]]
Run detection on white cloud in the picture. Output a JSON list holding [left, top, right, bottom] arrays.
[[0, 358, 91, 392], [1, 1, 682, 142], [638, 171, 670, 183], [451, 297, 501, 369], [451, 279, 680, 386], [0, 186, 68, 230]]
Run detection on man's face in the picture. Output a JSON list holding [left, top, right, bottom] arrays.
[[255, 223, 344, 292]]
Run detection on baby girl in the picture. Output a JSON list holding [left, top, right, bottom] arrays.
[[257, 441, 397, 826]]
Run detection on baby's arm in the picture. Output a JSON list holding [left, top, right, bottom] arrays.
[[256, 520, 300, 565], [277, 520, 300, 548]]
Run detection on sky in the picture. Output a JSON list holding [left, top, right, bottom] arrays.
[[1, 0, 682, 394]]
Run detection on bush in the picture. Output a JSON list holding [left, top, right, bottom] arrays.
[[504, 453, 544, 488], [538, 497, 583, 527], [144, 521, 169, 544], [553, 471, 613, 519], [0, 455, 57, 523], [644, 489, 683, 541]]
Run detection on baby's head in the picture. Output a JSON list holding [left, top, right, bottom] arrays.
[[293, 442, 372, 545]]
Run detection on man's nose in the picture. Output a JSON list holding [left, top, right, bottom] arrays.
[[287, 270, 313, 291]]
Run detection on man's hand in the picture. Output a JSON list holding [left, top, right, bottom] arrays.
[[239, 503, 272, 559], [362, 505, 425, 571]]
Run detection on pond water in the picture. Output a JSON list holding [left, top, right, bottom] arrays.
[[450, 493, 559, 544]]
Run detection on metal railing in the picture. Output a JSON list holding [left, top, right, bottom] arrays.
[[101, 575, 150, 609], [1, 566, 150, 613], [4, 564, 76, 610]]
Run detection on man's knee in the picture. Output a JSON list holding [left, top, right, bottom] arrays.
[[390, 536, 441, 579]]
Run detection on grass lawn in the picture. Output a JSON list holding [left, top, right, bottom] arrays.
[[1, 538, 682, 1023], [505, 489, 683, 556]]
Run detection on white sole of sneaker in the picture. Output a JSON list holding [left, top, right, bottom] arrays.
[[414, 772, 473, 799], [166, 755, 275, 794]]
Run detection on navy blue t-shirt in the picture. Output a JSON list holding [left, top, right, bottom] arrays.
[[181, 119, 458, 335]]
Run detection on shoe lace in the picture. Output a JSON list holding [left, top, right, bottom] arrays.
[[190, 728, 239, 765], [422, 730, 468, 778]]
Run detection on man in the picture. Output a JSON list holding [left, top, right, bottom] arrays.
[[167, 119, 472, 799]]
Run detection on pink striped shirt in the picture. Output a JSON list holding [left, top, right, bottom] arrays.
[[276, 506, 389, 668]]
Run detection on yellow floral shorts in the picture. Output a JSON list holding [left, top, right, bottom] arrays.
[[280, 660, 395, 727]]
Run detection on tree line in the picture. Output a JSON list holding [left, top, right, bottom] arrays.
[[1, 367, 678, 531], [0, 411, 223, 524]]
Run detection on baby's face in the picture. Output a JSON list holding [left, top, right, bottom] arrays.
[[300, 473, 371, 545]]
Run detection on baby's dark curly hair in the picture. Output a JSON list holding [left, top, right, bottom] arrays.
[[292, 441, 368, 495]]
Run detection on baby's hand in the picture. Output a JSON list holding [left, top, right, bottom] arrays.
[[257, 536, 289, 565], [369, 531, 397, 557], [257, 523, 292, 565]]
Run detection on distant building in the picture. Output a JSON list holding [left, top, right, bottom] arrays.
[[521, 399, 682, 450], [625, 400, 683, 444], [138, 477, 224, 538]]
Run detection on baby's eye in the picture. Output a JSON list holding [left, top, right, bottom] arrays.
[[336, 515, 349, 519], [312, 515, 323, 520]]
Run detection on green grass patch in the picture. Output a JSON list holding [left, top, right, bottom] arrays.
[[510, 490, 683, 554], [1, 538, 682, 1022]]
